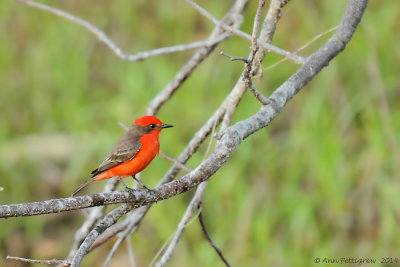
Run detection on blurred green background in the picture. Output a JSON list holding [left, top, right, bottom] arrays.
[[0, 0, 399, 266]]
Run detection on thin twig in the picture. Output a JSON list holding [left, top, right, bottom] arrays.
[[103, 222, 138, 267], [185, 0, 305, 64], [126, 236, 136, 267], [118, 121, 129, 131], [7, 256, 71, 266], [251, 0, 265, 52], [264, 25, 338, 71], [150, 232, 174, 266], [203, 122, 218, 159], [198, 211, 231, 267], [247, 82, 270, 105], [219, 72, 247, 130], [154, 184, 206, 267], [242, 0, 270, 105], [251, 0, 292, 77], [17, 0, 224, 62], [159, 151, 192, 172], [297, 25, 339, 52], [220, 51, 248, 62], [150, 208, 201, 266]]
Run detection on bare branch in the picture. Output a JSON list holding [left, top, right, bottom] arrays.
[[118, 121, 129, 131], [261, 0, 291, 43], [198, 211, 230, 267], [220, 0, 280, 128], [66, 178, 119, 260], [250, 0, 292, 76], [7, 256, 71, 266], [16, 0, 225, 61], [220, 51, 248, 62], [297, 26, 339, 53], [159, 151, 192, 172], [103, 221, 138, 267], [185, 0, 305, 64], [247, 81, 270, 105], [251, 0, 266, 52], [146, 0, 248, 115], [126, 235, 136, 267], [103, 200, 148, 267], [155, 182, 206, 267], [241, 0, 270, 105], [71, 203, 137, 266], [145, 34, 229, 115], [89, 206, 149, 251]]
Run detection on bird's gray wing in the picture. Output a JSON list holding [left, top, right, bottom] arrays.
[[91, 126, 143, 176]]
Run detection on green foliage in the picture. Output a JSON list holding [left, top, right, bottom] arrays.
[[0, 0, 399, 266]]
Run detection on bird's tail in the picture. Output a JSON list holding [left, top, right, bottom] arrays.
[[71, 177, 96, 196]]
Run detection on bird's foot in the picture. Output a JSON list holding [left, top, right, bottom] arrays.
[[132, 176, 149, 190], [118, 178, 131, 190]]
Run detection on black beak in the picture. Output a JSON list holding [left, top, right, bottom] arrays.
[[162, 124, 174, 129]]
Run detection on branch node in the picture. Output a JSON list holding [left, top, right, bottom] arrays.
[[213, 131, 225, 140], [336, 34, 346, 47]]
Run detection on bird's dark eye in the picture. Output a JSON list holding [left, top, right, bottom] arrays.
[[149, 124, 156, 128]]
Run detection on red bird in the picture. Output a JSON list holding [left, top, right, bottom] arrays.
[[72, 116, 173, 195]]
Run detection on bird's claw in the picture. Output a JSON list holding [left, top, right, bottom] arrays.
[[132, 176, 149, 190], [118, 178, 131, 190]]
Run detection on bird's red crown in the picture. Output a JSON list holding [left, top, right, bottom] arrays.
[[133, 115, 163, 126]]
